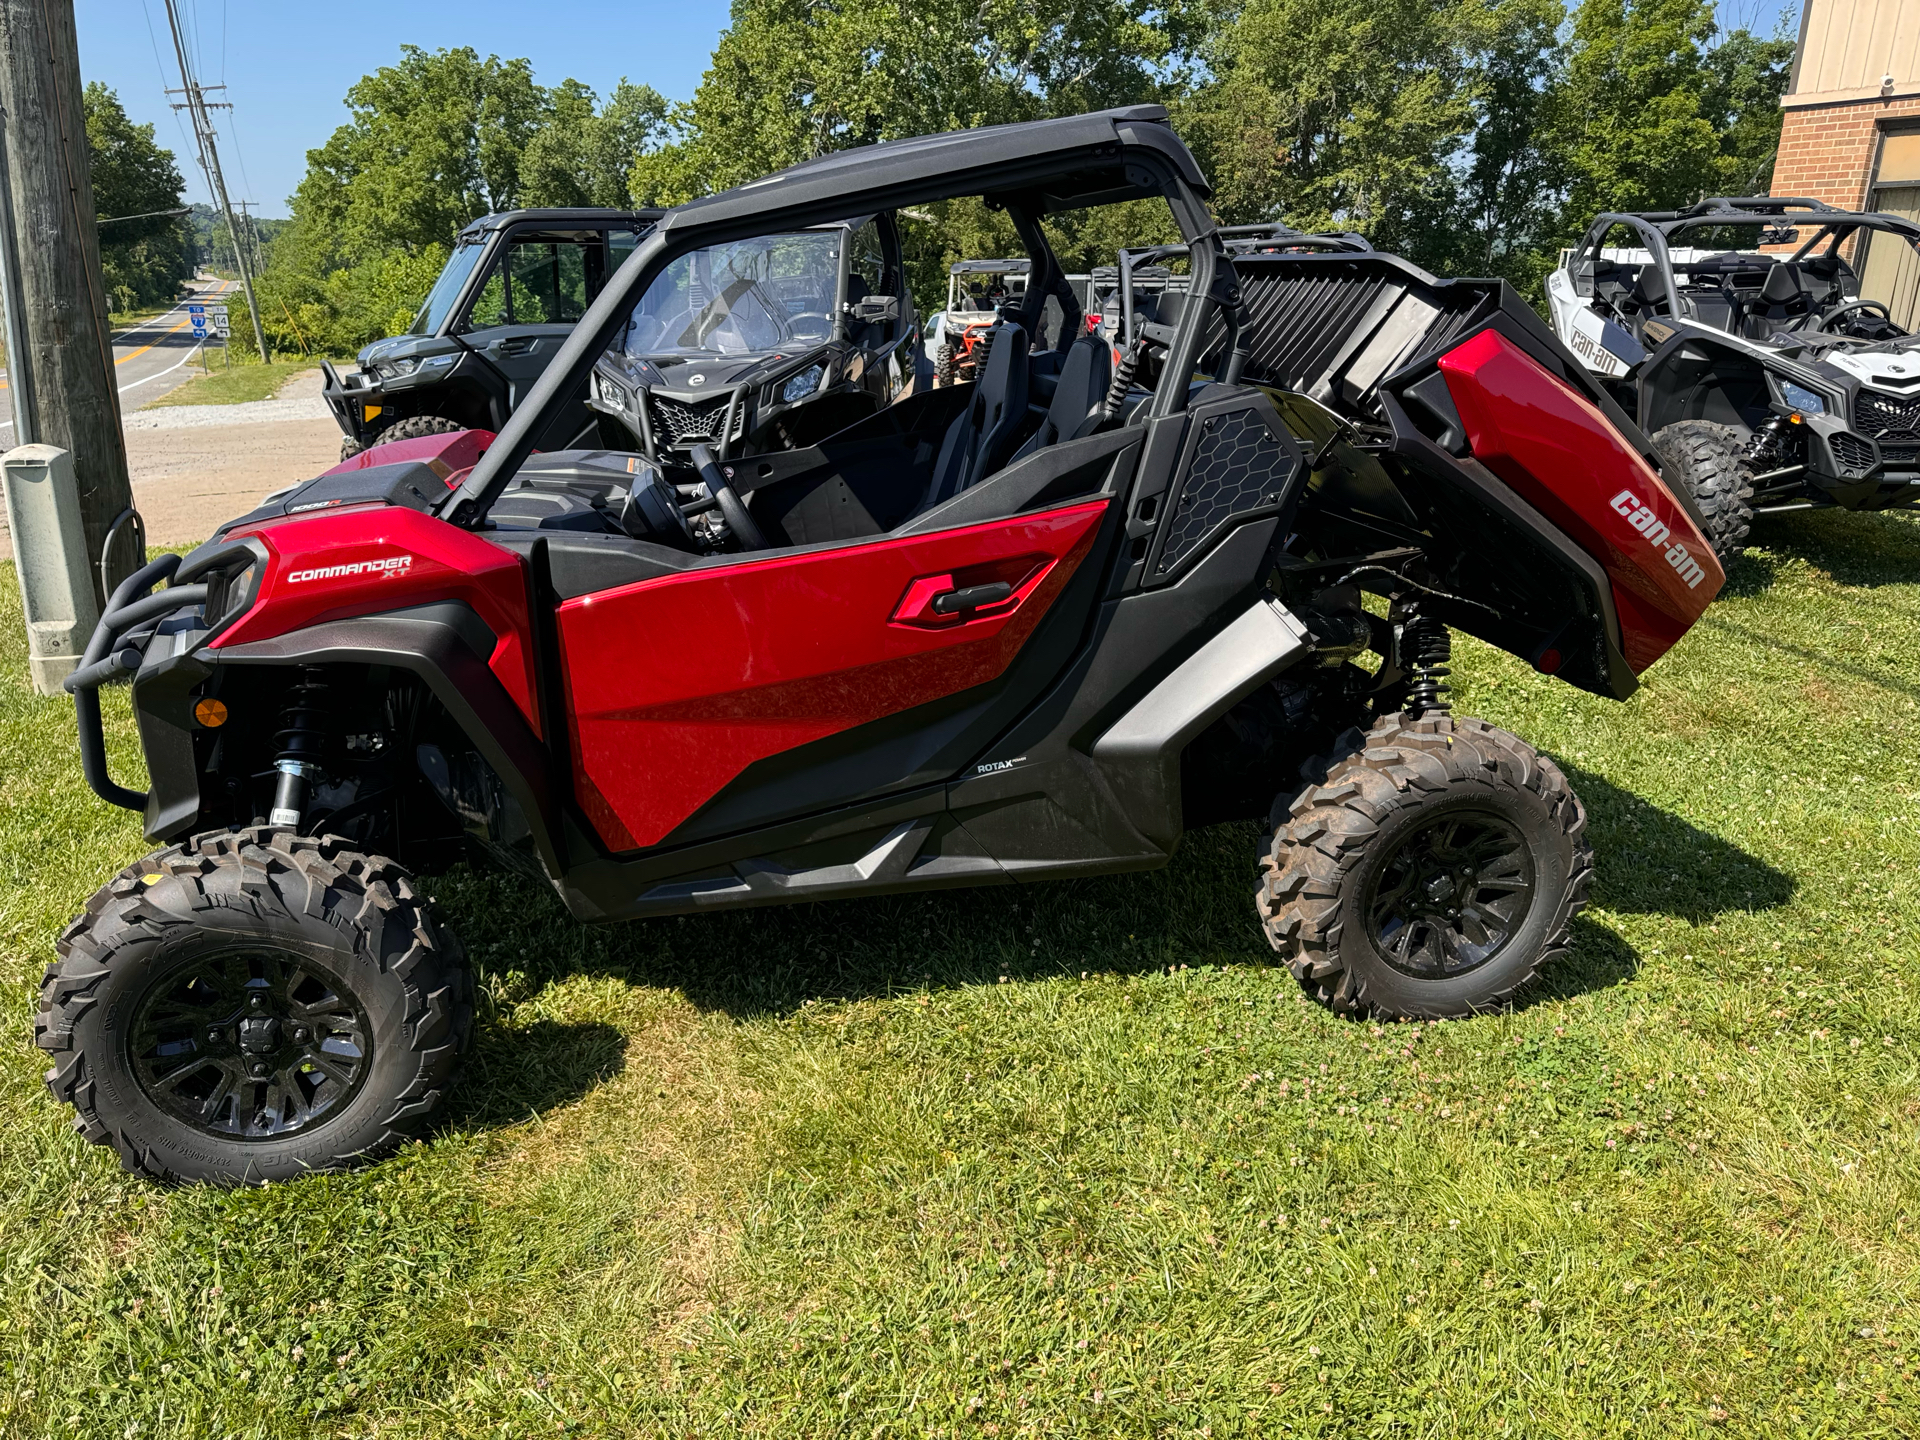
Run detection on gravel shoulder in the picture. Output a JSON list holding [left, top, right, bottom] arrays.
[[0, 370, 342, 560]]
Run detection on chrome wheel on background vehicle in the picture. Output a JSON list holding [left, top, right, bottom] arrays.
[[1259, 714, 1590, 1018], [38, 828, 472, 1185]]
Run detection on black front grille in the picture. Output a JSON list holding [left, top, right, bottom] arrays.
[[1879, 442, 1920, 469], [1855, 389, 1920, 442], [1829, 431, 1878, 477], [647, 393, 744, 445]]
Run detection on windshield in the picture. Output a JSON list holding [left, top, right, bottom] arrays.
[[616, 231, 841, 360], [409, 235, 490, 337]]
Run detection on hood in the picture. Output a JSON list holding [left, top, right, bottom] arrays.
[[614, 350, 802, 397], [357, 334, 460, 369], [1815, 335, 1920, 393]]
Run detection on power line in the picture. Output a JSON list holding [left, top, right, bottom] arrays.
[[160, 0, 268, 359]]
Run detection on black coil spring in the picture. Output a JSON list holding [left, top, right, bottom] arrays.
[[274, 669, 330, 769], [1402, 609, 1452, 718], [1101, 339, 1144, 422]]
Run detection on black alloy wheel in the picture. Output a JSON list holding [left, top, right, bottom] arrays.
[[129, 948, 372, 1139], [1365, 809, 1536, 979], [1259, 714, 1591, 1018]]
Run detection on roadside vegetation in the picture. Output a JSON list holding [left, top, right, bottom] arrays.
[[1, 508, 1914, 1436], [142, 361, 337, 410]]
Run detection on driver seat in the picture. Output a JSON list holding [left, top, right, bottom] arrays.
[[1744, 262, 1810, 336], [917, 321, 1030, 512]]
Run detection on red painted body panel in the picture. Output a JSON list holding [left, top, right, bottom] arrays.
[[211, 507, 540, 731], [1437, 330, 1723, 674], [319, 428, 495, 483], [556, 500, 1111, 851]]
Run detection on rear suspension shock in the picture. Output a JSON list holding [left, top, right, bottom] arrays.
[[269, 669, 329, 828], [1397, 602, 1452, 719]]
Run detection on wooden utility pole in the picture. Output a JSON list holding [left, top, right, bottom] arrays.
[[161, 0, 268, 363], [0, 0, 135, 608]]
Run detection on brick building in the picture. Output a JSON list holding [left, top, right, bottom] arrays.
[[1771, 0, 1920, 321]]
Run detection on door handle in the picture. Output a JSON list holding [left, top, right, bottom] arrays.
[[931, 581, 1013, 614]]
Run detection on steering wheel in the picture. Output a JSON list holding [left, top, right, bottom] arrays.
[[785, 311, 833, 344], [1816, 298, 1894, 334], [687, 444, 769, 551]]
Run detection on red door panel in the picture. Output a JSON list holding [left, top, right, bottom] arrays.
[[1437, 329, 1724, 674], [556, 500, 1110, 851]]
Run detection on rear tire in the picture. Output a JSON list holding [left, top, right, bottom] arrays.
[[935, 343, 955, 388], [37, 828, 472, 1185], [367, 414, 464, 448], [1649, 420, 1755, 563], [1258, 715, 1591, 1019]]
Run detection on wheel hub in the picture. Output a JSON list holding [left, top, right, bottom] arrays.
[[1365, 809, 1536, 979], [128, 950, 372, 1139]]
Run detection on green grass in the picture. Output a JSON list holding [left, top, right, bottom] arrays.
[[1, 510, 1917, 1438], [142, 362, 331, 409]]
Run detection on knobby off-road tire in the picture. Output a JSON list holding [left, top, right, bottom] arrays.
[[1258, 715, 1592, 1019], [368, 414, 465, 448], [935, 343, 956, 388], [37, 828, 472, 1185], [338, 435, 367, 462], [1650, 420, 1756, 563]]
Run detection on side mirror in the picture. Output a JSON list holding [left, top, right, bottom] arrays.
[[846, 294, 900, 326]]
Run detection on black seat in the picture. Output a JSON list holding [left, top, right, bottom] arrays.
[[1010, 332, 1111, 464], [1744, 262, 1811, 335], [918, 321, 1029, 512]]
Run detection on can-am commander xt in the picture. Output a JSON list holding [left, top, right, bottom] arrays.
[[1549, 195, 1920, 557], [323, 208, 661, 461], [50, 106, 1719, 1184]]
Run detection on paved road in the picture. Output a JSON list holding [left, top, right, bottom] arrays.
[[0, 275, 238, 439]]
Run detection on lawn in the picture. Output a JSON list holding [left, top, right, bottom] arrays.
[[0, 509, 1915, 1438], [142, 362, 332, 410]]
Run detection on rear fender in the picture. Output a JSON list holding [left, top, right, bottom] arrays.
[[1431, 328, 1724, 675]]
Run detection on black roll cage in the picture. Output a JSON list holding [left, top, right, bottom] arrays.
[[442, 106, 1224, 529], [1568, 197, 1920, 318]]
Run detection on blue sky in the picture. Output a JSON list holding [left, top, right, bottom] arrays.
[[74, 0, 734, 217], [76, 0, 1807, 221]]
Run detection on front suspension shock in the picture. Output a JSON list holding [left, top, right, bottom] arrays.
[[269, 669, 329, 827]]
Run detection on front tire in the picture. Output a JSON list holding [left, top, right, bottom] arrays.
[[1650, 420, 1756, 563], [367, 413, 464, 448], [37, 828, 472, 1185], [1258, 715, 1591, 1019]]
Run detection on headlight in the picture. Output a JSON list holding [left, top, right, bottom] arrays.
[[1781, 381, 1825, 414], [595, 373, 629, 411], [782, 364, 825, 404], [376, 357, 419, 380]]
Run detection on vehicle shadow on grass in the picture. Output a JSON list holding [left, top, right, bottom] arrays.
[[441, 1017, 628, 1130], [1722, 505, 1920, 598], [428, 770, 1790, 1038], [1561, 763, 1794, 925]]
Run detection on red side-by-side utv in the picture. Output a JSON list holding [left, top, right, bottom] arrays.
[[46, 106, 1720, 1183]]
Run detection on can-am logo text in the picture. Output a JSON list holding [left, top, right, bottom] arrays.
[[1609, 490, 1706, 589], [287, 554, 415, 584]]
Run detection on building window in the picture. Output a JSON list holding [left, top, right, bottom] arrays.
[[1862, 129, 1920, 328]]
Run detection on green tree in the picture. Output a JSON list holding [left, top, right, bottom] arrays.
[[1178, 0, 1481, 264], [84, 83, 191, 310], [631, 0, 1186, 206], [1700, 26, 1796, 195], [520, 79, 670, 208]]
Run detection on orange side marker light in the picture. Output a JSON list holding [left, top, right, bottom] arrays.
[[194, 697, 229, 728]]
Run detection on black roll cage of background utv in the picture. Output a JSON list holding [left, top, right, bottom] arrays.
[[1566, 195, 1920, 317]]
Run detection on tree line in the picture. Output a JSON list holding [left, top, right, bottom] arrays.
[[242, 0, 1793, 356]]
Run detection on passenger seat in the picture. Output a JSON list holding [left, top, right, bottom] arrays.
[[1010, 333, 1112, 463], [918, 321, 1030, 511]]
